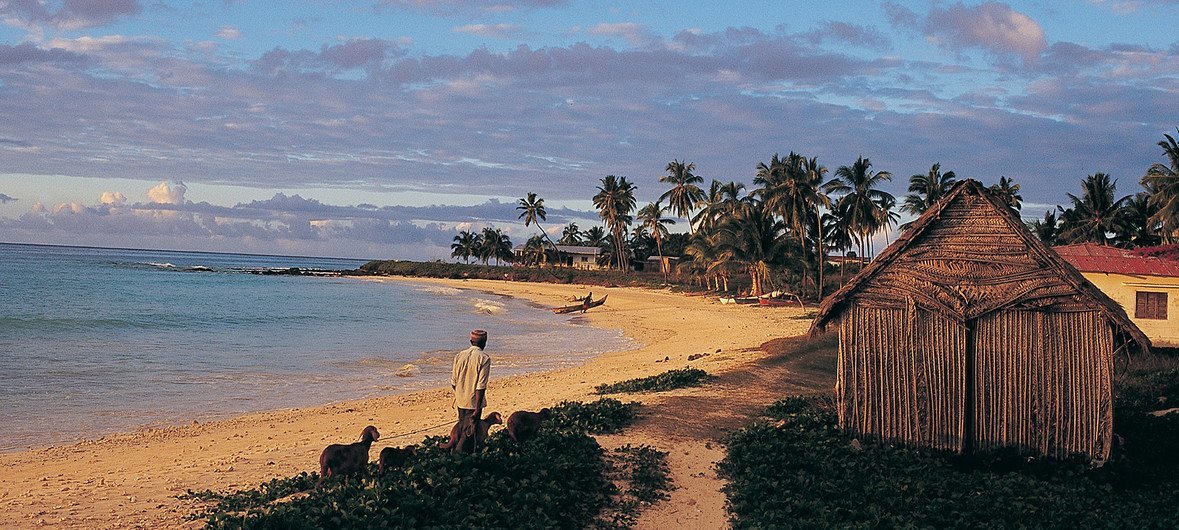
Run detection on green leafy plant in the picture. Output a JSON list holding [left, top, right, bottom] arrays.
[[720, 394, 1179, 529], [594, 368, 716, 395], [182, 399, 650, 529], [548, 398, 640, 435], [596, 445, 673, 529]]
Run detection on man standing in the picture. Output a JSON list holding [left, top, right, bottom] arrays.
[[452, 329, 491, 426]]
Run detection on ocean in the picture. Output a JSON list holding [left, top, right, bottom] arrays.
[[0, 243, 631, 452]]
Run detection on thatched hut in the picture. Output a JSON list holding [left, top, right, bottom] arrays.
[[810, 180, 1149, 462]]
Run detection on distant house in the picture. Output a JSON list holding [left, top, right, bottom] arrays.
[[1055, 243, 1179, 348], [810, 180, 1149, 462], [554, 245, 604, 270], [512, 244, 605, 270]]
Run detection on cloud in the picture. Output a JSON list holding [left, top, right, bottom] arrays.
[[216, 26, 243, 40], [0, 43, 87, 65], [453, 23, 522, 39], [804, 22, 891, 52], [886, 1, 1047, 65], [0, 193, 16, 203], [147, 181, 186, 204], [0, 0, 142, 30], [377, 0, 562, 16], [99, 191, 125, 205], [586, 22, 656, 47]]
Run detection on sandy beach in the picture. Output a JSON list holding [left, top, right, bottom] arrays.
[[0, 278, 820, 529]]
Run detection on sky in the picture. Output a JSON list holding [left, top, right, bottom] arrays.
[[1, 0, 1177, 260]]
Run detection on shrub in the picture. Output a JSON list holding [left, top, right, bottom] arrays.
[[183, 399, 646, 529], [594, 368, 716, 395], [720, 395, 1179, 529]]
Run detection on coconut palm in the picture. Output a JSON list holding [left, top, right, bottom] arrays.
[[691, 180, 726, 234], [450, 230, 477, 264], [659, 160, 705, 232], [593, 175, 638, 271], [1027, 210, 1060, 246], [1058, 173, 1130, 245], [829, 156, 894, 270], [1142, 128, 1179, 243], [801, 156, 833, 300], [516, 192, 558, 254], [1121, 192, 1161, 247], [714, 202, 790, 296], [478, 226, 512, 266], [989, 176, 1023, 212], [901, 163, 956, 229], [637, 201, 676, 280], [559, 222, 582, 245], [519, 235, 546, 267]]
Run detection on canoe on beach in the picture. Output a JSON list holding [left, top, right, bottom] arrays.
[[552, 294, 607, 314]]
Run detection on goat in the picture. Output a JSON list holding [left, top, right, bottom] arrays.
[[377, 445, 417, 474], [506, 408, 552, 444], [441, 412, 502, 453], [317, 425, 379, 487]]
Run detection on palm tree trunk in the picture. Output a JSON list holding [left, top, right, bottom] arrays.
[[655, 234, 667, 284], [816, 215, 825, 302]]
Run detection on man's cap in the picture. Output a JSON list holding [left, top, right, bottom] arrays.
[[471, 329, 488, 341]]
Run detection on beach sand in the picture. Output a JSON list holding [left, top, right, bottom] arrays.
[[0, 278, 823, 529]]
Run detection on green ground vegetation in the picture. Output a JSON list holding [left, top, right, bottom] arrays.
[[720, 388, 1179, 529], [594, 368, 716, 395], [181, 398, 662, 529]]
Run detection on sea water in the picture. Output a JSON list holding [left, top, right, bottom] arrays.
[[0, 243, 631, 451]]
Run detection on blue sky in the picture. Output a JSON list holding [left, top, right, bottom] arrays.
[[1, 0, 1177, 259]]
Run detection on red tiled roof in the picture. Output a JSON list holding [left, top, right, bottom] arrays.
[[1054, 243, 1179, 277]]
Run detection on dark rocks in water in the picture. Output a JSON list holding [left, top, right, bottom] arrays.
[[245, 267, 342, 277]]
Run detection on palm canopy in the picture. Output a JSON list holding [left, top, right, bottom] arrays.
[[1142, 129, 1179, 242], [829, 156, 894, 259], [637, 202, 676, 241], [450, 230, 478, 264], [714, 202, 791, 296], [902, 162, 956, 218], [659, 159, 705, 230], [1059, 172, 1130, 245], [517, 192, 557, 252], [559, 222, 582, 245], [989, 176, 1023, 211], [593, 175, 638, 270]]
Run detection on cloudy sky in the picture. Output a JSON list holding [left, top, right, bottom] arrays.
[[1, 1, 1177, 259]]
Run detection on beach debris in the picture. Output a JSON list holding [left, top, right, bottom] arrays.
[[687, 352, 710, 361]]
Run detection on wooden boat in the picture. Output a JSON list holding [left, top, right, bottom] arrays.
[[758, 292, 804, 307], [552, 294, 607, 314], [719, 296, 759, 305]]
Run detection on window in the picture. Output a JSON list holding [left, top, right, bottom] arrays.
[[1136, 291, 1168, 320]]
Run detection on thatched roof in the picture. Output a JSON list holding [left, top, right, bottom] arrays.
[[809, 179, 1150, 351]]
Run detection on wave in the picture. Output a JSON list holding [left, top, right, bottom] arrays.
[[145, 262, 175, 269], [415, 286, 462, 296], [472, 298, 506, 314]]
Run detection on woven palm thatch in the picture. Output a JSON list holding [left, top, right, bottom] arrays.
[[810, 179, 1148, 462]]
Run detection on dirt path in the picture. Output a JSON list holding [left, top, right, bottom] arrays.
[[598, 333, 837, 529]]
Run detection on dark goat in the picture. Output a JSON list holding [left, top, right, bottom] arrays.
[[317, 425, 379, 487], [506, 408, 552, 444], [378, 445, 417, 474], [441, 412, 502, 453]]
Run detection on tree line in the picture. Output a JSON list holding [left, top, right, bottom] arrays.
[[454, 128, 1179, 301]]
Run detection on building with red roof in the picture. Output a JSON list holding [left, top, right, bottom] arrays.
[[1055, 243, 1179, 348]]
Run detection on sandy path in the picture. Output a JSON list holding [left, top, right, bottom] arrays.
[[0, 278, 820, 529]]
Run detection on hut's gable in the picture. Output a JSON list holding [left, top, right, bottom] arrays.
[[849, 190, 1089, 321]]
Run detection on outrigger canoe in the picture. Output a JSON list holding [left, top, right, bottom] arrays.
[[552, 294, 607, 314]]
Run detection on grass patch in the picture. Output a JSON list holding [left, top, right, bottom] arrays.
[[182, 399, 647, 529], [720, 394, 1179, 529], [598, 445, 673, 528], [594, 368, 716, 395]]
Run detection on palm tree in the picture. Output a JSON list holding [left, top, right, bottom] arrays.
[[450, 230, 477, 264], [517, 192, 558, 255], [802, 156, 833, 300], [558, 222, 582, 245], [714, 202, 791, 296], [989, 176, 1023, 212], [1143, 128, 1179, 243], [901, 162, 956, 229], [520, 235, 546, 266], [1027, 210, 1060, 246], [1058, 173, 1130, 245], [637, 201, 676, 281], [477, 226, 512, 266], [593, 175, 638, 271], [829, 156, 894, 270], [691, 180, 725, 234], [659, 160, 705, 233], [1121, 192, 1161, 248]]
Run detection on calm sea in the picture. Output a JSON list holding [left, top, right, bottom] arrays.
[[0, 243, 630, 452]]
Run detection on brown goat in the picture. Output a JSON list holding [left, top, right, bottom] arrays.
[[317, 425, 379, 487], [441, 412, 502, 453], [377, 445, 417, 474], [506, 408, 552, 444]]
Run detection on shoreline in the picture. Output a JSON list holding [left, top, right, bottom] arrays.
[[0, 277, 813, 529]]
